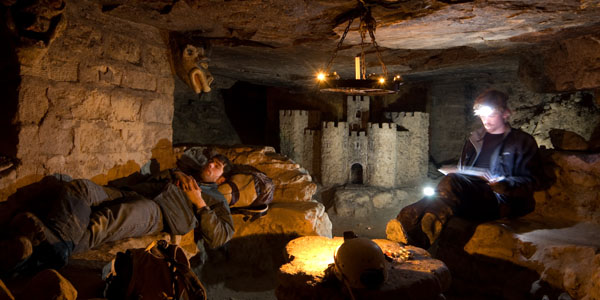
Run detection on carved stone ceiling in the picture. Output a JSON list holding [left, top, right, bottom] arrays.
[[95, 0, 600, 88]]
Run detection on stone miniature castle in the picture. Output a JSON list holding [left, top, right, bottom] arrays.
[[279, 95, 429, 188]]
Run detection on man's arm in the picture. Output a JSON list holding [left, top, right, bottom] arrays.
[[490, 133, 541, 197], [175, 172, 234, 248]]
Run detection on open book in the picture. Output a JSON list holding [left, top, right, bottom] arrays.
[[438, 165, 505, 183]]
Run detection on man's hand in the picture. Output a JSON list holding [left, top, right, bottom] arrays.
[[489, 180, 509, 194], [175, 171, 207, 209]]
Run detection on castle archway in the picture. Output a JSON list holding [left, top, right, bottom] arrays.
[[350, 163, 363, 184]]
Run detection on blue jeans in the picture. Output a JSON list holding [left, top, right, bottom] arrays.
[[44, 179, 164, 257]]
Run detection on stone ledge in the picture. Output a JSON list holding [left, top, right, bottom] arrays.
[[433, 216, 600, 299]]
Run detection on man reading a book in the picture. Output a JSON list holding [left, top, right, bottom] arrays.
[[396, 89, 541, 248]]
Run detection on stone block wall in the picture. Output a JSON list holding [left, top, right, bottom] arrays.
[[1, 1, 175, 200], [321, 122, 348, 186], [367, 123, 397, 188], [279, 110, 308, 166]]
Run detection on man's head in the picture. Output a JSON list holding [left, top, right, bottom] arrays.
[[199, 154, 232, 183], [473, 89, 511, 134]]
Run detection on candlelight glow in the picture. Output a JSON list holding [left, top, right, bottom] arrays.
[[378, 77, 385, 84], [317, 72, 326, 81]]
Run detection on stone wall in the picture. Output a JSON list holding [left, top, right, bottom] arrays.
[[348, 131, 368, 183], [1, 0, 175, 200], [367, 123, 397, 188], [346, 95, 370, 130], [427, 72, 599, 164], [172, 76, 240, 145]]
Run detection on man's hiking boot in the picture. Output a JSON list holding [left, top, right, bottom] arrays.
[[4, 212, 70, 277], [420, 201, 453, 246], [0, 236, 33, 276], [9, 212, 60, 247]]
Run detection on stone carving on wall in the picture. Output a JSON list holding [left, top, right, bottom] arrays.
[[174, 44, 214, 94], [2, 0, 66, 61]]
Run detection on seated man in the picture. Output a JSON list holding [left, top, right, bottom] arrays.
[[0, 149, 234, 277], [397, 89, 541, 248]]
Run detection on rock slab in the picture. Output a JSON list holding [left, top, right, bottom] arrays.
[[277, 236, 450, 300]]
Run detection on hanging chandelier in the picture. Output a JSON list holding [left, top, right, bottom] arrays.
[[317, 1, 402, 95]]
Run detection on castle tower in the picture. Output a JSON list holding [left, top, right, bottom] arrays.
[[321, 122, 348, 186], [386, 111, 430, 186], [346, 95, 370, 131], [279, 110, 309, 166], [367, 122, 397, 188], [348, 131, 368, 184]]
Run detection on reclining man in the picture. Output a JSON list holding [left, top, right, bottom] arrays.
[[0, 148, 234, 277], [397, 89, 541, 248]]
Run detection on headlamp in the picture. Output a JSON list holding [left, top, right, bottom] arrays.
[[473, 105, 495, 117], [423, 186, 435, 197]]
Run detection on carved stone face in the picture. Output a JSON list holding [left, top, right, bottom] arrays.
[[180, 44, 214, 94]]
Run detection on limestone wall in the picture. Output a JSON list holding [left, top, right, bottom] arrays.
[[1, 1, 175, 200], [321, 122, 348, 186], [279, 110, 308, 166], [367, 123, 397, 188]]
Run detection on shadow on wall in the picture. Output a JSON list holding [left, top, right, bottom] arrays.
[[0, 139, 177, 225], [0, 6, 20, 159]]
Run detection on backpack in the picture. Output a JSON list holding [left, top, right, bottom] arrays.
[[218, 165, 274, 208], [104, 240, 206, 300]]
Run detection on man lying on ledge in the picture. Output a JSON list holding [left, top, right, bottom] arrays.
[[0, 148, 234, 278], [396, 89, 543, 249]]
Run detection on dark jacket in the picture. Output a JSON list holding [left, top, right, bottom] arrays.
[[126, 170, 234, 249], [459, 126, 541, 216]]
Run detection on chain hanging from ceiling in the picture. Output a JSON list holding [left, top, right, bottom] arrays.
[[319, 0, 401, 95]]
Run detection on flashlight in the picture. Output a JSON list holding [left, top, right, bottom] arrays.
[[473, 105, 494, 117], [423, 186, 435, 197]]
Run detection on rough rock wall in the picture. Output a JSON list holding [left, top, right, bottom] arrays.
[[366, 123, 397, 188], [1, 0, 175, 200], [428, 71, 599, 164], [172, 76, 240, 145], [534, 151, 600, 224], [519, 32, 600, 93]]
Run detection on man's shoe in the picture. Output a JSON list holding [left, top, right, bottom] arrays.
[[0, 236, 33, 276], [9, 212, 60, 247], [421, 212, 443, 246]]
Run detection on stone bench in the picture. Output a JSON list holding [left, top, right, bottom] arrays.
[[388, 150, 600, 299]]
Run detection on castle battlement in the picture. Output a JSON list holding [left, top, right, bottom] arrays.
[[322, 121, 348, 129], [304, 129, 320, 136], [280, 110, 308, 117], [349, 131, 367, 137], [368, 122, 395, 130]]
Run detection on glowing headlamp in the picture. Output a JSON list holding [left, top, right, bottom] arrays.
[[423, 186, 435, 197], [473, 105, 495, 117]]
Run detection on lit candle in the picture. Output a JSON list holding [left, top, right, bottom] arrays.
[[355, 56, 361, 80]]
